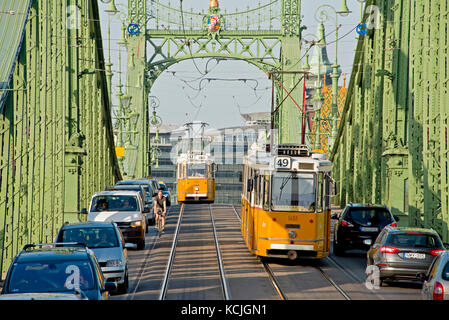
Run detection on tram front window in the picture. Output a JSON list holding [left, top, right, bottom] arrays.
[[187, 164, 206, 177], [271, 172, 316, 212]]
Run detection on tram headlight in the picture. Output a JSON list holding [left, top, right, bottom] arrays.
[[288, 230, 297, 239]]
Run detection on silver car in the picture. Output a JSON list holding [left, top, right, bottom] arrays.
[[367, 227, 445, 285], [56, 221, 132, 294], [421, 251, 449, 300]]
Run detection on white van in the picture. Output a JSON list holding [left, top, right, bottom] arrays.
[[84, 191, 147, 250]]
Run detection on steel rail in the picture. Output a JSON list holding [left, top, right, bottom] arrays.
[[158, 203, 184, 300], [315, 265, 351, 300], [209, 204, 231, 300], [260, 259, 287, 300]]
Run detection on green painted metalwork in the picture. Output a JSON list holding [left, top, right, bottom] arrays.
[[331, 0, 449, 241], [0, 0, 121, 278], [0, 1, 32, 110], [120, 0, 308, 179]]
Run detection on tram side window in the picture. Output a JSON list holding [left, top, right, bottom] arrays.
[[263, 175, 270, 211], [316, 173, 323, 212]]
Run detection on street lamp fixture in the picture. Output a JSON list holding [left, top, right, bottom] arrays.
[[121, 95, 132, 108], [105, 0, 119, 16], [337, 0, 352, 16], [302, 54, 311, 72], [118, 23, 127, 47]]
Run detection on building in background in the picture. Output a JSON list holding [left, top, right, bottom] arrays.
[[149, 112, 270, 205]]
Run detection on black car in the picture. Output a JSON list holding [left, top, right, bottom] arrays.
[[332, 203, 398, 255], [1, 243, 116, 300]]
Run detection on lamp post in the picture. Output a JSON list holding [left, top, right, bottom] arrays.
[[302, 29, 326, 150], [115, 22, 128, 173], [314, 1, 351, 152], [102, 0, 118, 105]]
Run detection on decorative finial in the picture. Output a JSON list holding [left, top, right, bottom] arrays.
[[209, 0, 219, 8]]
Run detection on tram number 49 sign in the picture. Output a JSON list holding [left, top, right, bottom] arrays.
[[275, 157, 291, 169]]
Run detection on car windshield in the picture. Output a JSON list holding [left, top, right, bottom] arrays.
[[60, 227, 119, 248], [386, 233, 443, 248], [346, 208, 393, 226], [187, 164, 206, 177], [8, 260, 95, 293], [90, 195, 139, 212], [271, 172, 315, 212]]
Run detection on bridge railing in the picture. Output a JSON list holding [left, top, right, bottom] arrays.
[[330, 0, 449, 241], [0, 0, 121, 279]]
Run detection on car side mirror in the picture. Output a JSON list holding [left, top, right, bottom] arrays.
[[143, 207, 150, 213], [331, 213, 338, 220], [80, 208, 88, 214], [444, 243, 449, 250], [104, 282, 117, 293], [125, 243, 136, 249], [393, 215, 400, 222], [417, 272, 428, 281], [329, 179, 337, 196]]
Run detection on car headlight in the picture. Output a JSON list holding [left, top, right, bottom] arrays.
[[130, 221, 142, 227], [288, 230, 297, 239], [106, 259, 122, 267]]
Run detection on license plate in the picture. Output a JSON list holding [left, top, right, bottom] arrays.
[[360, 227, 378, 232], [403, 252, 426, 259]]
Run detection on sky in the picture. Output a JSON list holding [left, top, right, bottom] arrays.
[[99, 0, 364, 130]]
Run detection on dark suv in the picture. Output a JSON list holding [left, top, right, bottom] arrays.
[[332, 203, 398, 255], [1, 243, 116, 300]]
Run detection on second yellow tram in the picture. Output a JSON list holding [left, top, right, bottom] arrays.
[[241, 144, 335, 260], [177, 151, 216, 203]]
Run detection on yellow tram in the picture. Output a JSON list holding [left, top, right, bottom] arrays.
[[177, 151, 216, 203], [241, 144, 335, 260]]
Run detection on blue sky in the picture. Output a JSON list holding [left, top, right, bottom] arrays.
[[99, 0, 363, 129]]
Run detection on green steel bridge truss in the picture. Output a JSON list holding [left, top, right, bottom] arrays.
[[0, 0, 121, 277], [121, 0, 308, 180], [331, 0, 449, 241]]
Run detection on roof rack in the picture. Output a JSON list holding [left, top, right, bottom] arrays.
[[22, 242, 87, 251]]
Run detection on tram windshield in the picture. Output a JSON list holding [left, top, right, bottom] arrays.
[[187, 164, 206, 177], [271, 172, 316, 212]]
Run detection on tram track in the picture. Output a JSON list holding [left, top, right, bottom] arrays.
[[230, 203, 351, 300], [159, 203, 230, 300]]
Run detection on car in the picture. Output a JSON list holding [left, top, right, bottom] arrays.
[[107, 184, 154, 228], [0, 292, 87, 300], [332, 203, 398, 255], [83, 191, 147, 250], [145, 178, 161, 195], [367, 227, 445, 286], [56, 221, 132, 294], [158, 181, 171, 206], [1, 243, 116, 300], [116, 179, 158, 225], [421, 250, 449, 300]]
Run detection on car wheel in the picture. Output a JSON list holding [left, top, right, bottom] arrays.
[[117, 272, 129, 294], [137, 238, 145, 250], [333, 240, 345, 256]]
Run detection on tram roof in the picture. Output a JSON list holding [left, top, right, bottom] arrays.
[[244, 152, 332, 172]]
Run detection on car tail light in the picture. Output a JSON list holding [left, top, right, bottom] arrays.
[[341, 220, 353, 227], [430, 249, 445, 256], [388, 222, 397, 227], [379, 246, 399, 254], [433, 282, 444, 300]]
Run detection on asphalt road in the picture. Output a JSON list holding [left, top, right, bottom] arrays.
[[112, 204, 423, 300]]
